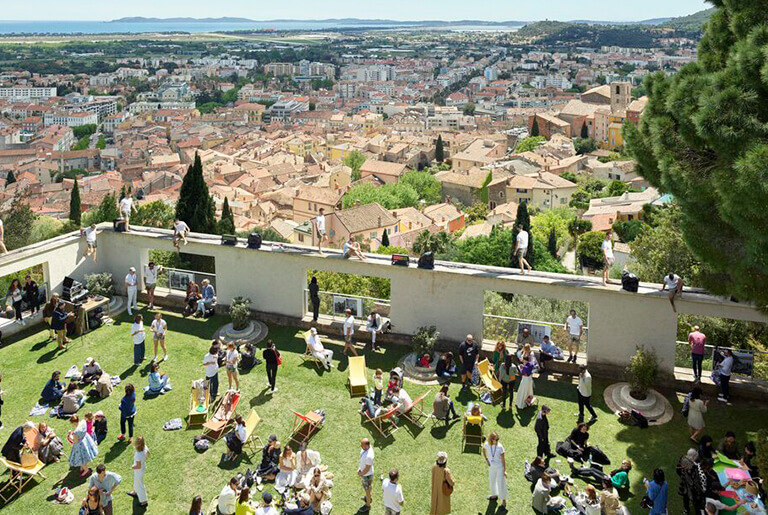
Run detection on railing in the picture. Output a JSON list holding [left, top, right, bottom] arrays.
[[675, 341, 768, 381], [304, 289, 390, 323], [483, 313, 589, 352], [0, 282, 50, 322], [154, 267, 217, 296]]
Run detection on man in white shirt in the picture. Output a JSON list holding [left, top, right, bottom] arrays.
[[217, 477, 238, 515], [143, 262, 162, 310], [173, 218, 190, 251], [119, 196, 136, 231], [565, 309, 584, 363], [0, 218, 6, 254], [394, 386, 413, 415], [314, 208, 327, 255], [514, 223, 532, 275], [202, 344, 220, 400], [718, 349, 734, 402], [342, 237, 366, 260], [661, 272, 684, 313], [602, 231, 614, 286], [83, 223, 98, 263], [124, 267, 139, 315], [703, 497, 743, 514], [577, 365, 597, 424], [381, 469, 404, 515], [308, 327, 333, 370], [254, 492, 278, 515], [357, 438, 374, 512], [343, 308, 358, 357]]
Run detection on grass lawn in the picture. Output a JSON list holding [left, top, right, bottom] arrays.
[[1, 305, 767, 514]]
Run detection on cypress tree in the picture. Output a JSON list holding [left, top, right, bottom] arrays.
[[381, 229, 390, 247], [69, 178, 82, 225], [581, 122, 589, 139], [548, 227, 558, 258], [531, 117, 540, 137], [5, 170, 15, 185], [175, 153, 216, 234], [435, 134, 444, 163], [218, 197, 236, 235]]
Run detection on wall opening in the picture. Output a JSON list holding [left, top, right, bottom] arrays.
[[306, 269, 390, 323], [147, 250, 216, 295], [0, 264, 48, 323]]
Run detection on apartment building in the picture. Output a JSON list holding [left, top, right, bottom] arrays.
[[0, 87, 57, 100]]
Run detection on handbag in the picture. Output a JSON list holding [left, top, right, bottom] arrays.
[[276, 350, 283, 366], [640, 495, 654, 510], [442, 479, 453, 496]]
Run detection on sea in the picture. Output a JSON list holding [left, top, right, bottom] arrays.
[[0, 20, 520, 35]]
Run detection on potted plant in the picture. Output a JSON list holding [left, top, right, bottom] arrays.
[[229, 296, 251, 331], [626, 345, 659, 400], [412, 325, 439, 356], [85, 273, 114, 298]]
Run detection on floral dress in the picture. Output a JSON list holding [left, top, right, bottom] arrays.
[[69, 421, 99, 468]]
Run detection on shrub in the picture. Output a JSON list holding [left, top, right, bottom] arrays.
[[229, 296, 252, 331], [577, 231, 607, 270], [412, 325, 439, 355], [626, 346, 659, 400], [85, 273, 114, 298]]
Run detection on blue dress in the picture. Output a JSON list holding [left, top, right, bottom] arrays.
[[646, 480, 668, 515], [69, 421, 98, 468]]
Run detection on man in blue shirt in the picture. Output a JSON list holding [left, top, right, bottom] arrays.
[[40, 370, 65, 404], [539, 335, 562, 371], [88, 464, 122, 515], [195, 279, 216, 317]]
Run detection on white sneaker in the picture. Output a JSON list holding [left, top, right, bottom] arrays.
[[163, 355, 168, 361], [271, 388, 278, 394], [152, 356, 158, 362]]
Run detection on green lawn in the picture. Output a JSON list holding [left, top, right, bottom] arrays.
[[1, 306, 767, 514]]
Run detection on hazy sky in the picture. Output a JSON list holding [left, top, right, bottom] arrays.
[[3, 0, 711, 22]]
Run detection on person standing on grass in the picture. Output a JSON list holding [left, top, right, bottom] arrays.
[[70, 414, 98, 478], [535, 405, 551, 459], [577, 365, 598, 425], [382, 468, 404, 515], [52, 301, 72, 350], [314, 208, 328, 255], [42, 293, 59, 340], [125, 267, 139, 316], [644, 468, 669, 515], [688, 326, 707, 382], [143, 262, 161, 310], [225, 341, 240, 392], [687, 387, 708, 443], [498, 354, 516, 411], [717, 349, 733, 402], [483, 432, 507, 508], [131, 314, 146, 366], [358, 438, 375, 512], [128, 436, 149, 508], [150, 312, 167, 362], [343, 309, 358, 357], [514, 223, 532, 275], [458, 334, 479, 390], [203, 344, 220, 400], [565, 309, 584, 364], [661, 272, 684, 313], [601, 231, 614, 286], [263, 340, 280, 394], [430, 451, 454, 515], [88, 464, 121, 515], [308, 276, 320, 323], [118, 384, 136, 443]]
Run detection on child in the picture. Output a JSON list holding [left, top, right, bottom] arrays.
[[93, 411, 108, 444], [372, 369, 384, 406], [417, 353, 433, 367], [84, 412, 94, 438]]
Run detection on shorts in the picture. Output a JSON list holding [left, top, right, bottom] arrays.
[[316, 228, 327, 239], [121, 210, 131, 219], [361, 474, 373, 490], [154, 333, 165, 341], [87, 241, 97, 249], [569, 335, 581, 345], [145, 283, 156, 291], [226, 365, 237, 373], [605, 257, 615, 267], [461, 360, 476, 375], [516, 248, 527, 258]]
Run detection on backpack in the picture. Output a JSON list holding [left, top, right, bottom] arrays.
[[193, 435, 209, 452], [621, 270, 639, 293], [681, 392, 692, 418], [631, 409, 649, 428], [418, 252, 435, 270]]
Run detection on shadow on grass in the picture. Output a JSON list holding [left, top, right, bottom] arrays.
[[429, 419, 459, 440], [514, 406, 536, 427], [30, 336, 53, 352], [217, 453, 241, 471], [495, 409, 516, 429], [103, 440, 130, 464], [36, 346, 64, 364], [131, 495, 149, 515], [119, 364, 138, 381], [249, 388, 274, 407], [50, 466, 91, 493]]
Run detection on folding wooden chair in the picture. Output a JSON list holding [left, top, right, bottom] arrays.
[[188, 380, 210, 428], [288, 410, 323, 449], [362, 405, 399, 438], [348, 355, 368, 398], [474, 359, 503, 404], [401, 390, 431, 428], [0, 457, 46, 503], [203, 390, 240, 441], [462, 415, 485, 450], [301, 331, 323, 370], [242, 409, 264, 457]]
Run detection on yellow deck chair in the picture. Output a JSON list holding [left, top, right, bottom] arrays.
[[242, 409, 264, 456], [188, 380, 210, 428], [462, 415, 485, 450], [348, 356, 368, 397], [0, 457, 46, 503], [474, 358, 503, 404]]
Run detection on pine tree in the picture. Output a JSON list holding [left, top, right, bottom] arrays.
[[531, 117, 540, 137], [218, 197, 236, 235], [548, 227, 558, 258], [5, 170, 15, 185], [175, 153, 216, 234], [581, 122, 589, 139], [4, 191, 35, 250], [69, 178, 82, 225], [381, 229, 390, 247], [435, 134, 444, 163]]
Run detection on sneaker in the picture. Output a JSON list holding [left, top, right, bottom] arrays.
[[717, 397, 728, 402], [152, 356, 157, 362], [271, 388, 278, 394], [117, 434, 125, 441], [163, 355, 168, 362]]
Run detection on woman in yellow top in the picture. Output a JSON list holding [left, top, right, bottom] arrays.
[[235, 486, 256, 515]]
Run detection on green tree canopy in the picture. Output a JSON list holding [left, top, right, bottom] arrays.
[[84, 192, 120, 226], [613, 219, 644, 243], [133, 200, 175, 229], [577, 231, 607, 270], [175, 153, 217, 234], [412, 230, 452, 255], [625, 0, 768, 307], [3, 192, 36, 250], [343, 151, 367, 182], [342, 182, 420, 210], [218, 197, 236, 235], [399, 171, 442, 205], [5, 170, 15, 185], [516, 136, 545, 153], [69, 178, 81, 226], [531, 117, 540, 136]]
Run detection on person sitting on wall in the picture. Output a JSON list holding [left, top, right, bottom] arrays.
[[184, 281, 201, 317], [538, 336, 563, 371], [41, 371, 66, 405], [342, 237, 366, 261], [364, 311, 384, 351], [195, 279, 216, 318]]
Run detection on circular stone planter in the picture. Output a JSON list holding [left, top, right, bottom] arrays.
[[213, 320, 269, 345], [398, 351, 443, 385], [108, 295, 125, 315], [603, 382, 673, 426]]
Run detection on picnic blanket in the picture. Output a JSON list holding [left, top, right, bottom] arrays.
[[713, 453, 766, 515], [29, 403, 49, 417]]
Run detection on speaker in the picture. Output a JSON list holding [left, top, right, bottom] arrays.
[[417, 252, 435, 270], [113, 218, 126, 232], [221, 234, 238, 246], [391, 254, 410, 267], [621, 270, 639, 293], [247, 232, 262, 249]]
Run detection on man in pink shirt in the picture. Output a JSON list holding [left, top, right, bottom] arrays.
[[688, 325, 707, 381]]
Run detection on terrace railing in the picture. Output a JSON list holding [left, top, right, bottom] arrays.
[[303, 289, 390, 323], [675, 341, 768, 381]]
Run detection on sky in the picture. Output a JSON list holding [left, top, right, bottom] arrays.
[[2, 0, 711, 22]]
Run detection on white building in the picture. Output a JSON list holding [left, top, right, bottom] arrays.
[[43, 111, 99, 127], [0, 87, 57, 100]]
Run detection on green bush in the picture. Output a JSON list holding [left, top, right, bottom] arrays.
[[412, 325, 439, 355], [85, 273, 114, 298], [229, 296, 252, 331], [577, 231, 607, 269], [626, 346, 659, 400]]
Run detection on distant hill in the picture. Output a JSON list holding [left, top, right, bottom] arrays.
[[660, 8, 715, 31], [111, 17, 529, 27], [112, 17, 257, 23]]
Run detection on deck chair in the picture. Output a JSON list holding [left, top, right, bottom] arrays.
[[301, 331, 323, 369], [242, 409, 264, 456], [462, 415, 485, 450], [362, 405, 399, 438], [206, 496, 219, 515], [474, 359, 503, 404], [401, 390, 431, 428], [288, 410, 323, 449], [0, 457, 46, 503], [348, 356, 368, 397], [188, 379, 210, 428], [203, 390, 241, 441]]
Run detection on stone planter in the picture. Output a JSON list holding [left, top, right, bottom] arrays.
[[213, 319, 268, 345], [398, 351, 442, 385], [603, 382, 673, 426], [108, 295, 125, 315]]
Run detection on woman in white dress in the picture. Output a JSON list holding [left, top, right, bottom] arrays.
[[129, 436, 150, 508], [275, 446, 298, 493], [516, 355, 536, 410], [687, 387, 708, 443], [296, 444, 322, 486]]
